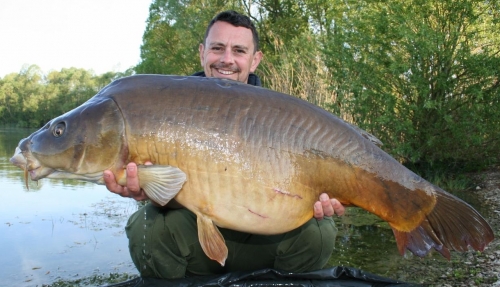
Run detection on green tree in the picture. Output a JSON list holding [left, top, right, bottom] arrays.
[[0, 65, 45, 127], [43, 68, 98, 124], [323, 0, 500, 167], [0, 75, 21, 124], [0, 67, 127, 127]]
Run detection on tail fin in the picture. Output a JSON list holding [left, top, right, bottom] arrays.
[[392, 189, 493, 259]]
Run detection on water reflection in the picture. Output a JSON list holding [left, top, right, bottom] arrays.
[[0, 128, 138, 287]]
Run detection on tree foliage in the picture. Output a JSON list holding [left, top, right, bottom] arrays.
[[0, 65, 132, 128], [323, 0, 500, 167]]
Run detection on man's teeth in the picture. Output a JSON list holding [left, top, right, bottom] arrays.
[[218, 69, 235, 75]]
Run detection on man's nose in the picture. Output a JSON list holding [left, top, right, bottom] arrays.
[[220, 49, 234, 64]]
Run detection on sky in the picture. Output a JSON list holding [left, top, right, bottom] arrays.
[[0, 0, 152, 78]]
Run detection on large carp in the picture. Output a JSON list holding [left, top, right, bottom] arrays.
[[11, 75, 493, 266]]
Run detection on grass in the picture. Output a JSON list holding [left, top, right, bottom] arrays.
[[43, 273, 138, 287]]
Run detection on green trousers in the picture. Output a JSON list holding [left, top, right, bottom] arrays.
[[126, 203, 337, 279]]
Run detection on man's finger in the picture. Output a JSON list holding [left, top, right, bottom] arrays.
[[313, 201, 324, 220], [125, 162, 141, 193], [103, 170, 126, 195], [331, 198, 345, 216], [320, 193, 335, 217]]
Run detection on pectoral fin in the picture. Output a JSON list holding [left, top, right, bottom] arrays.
[[196, 213, 228, 266], [137, 165, 186, 206]]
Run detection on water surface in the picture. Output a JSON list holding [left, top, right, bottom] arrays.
[[0, 128, 138, 286]]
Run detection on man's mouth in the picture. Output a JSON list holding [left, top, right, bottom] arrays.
[[216, 69, 236, 75], [210, 64, 240, 76]]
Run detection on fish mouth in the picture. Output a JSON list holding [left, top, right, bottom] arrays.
[[10, 147, 55, 184], [10, 146, 103, 186], [10, 147, 26, 168], [25, 165, 56, 181]]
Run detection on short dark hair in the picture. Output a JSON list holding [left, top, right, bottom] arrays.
[[204, 10, 260, 52]]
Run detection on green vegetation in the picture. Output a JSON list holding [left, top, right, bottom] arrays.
[[44, 273, 137, 287], [0, 65, 133, 128], [1, 0, 499, 172]]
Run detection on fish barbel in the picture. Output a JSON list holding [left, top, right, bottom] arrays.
[[10, 75, 494, 266]]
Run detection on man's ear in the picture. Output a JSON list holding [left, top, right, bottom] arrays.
[[250, 51, 263, 72]]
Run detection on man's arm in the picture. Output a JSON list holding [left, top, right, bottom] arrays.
[[104, 162, 345, 218]]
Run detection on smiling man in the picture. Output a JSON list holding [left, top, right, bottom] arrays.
[[193, 11, 263, 85], [104, 10, 345, 279]]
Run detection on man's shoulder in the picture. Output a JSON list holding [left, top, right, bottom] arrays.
[[191, 71, 206, 77], [247, 74, 262, 87]]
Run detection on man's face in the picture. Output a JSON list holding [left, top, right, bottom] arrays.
[[199, 21, 263, 83]]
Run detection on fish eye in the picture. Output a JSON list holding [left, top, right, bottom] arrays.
[[52, 122, 66, 137]]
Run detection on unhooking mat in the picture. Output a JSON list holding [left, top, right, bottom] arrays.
[[104, 266, 422, 287]]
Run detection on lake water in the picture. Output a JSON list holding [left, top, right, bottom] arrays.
[[0, 128, 138, 286]]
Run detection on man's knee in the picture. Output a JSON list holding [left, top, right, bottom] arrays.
[[125, 205, 198, 278], [275, 217, 337, 272]]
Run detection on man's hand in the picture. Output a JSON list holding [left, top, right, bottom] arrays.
[[103, 162, 150, 201], [313, 193, 345, 220]]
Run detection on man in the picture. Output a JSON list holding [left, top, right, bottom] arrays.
[[104, 10, 345, 279]]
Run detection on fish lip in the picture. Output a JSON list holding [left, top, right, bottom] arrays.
[[28, 166, 56, 181], [9, 147, 27, 169], [10, 147, 51, 180], [28, 166, 41, 180]]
